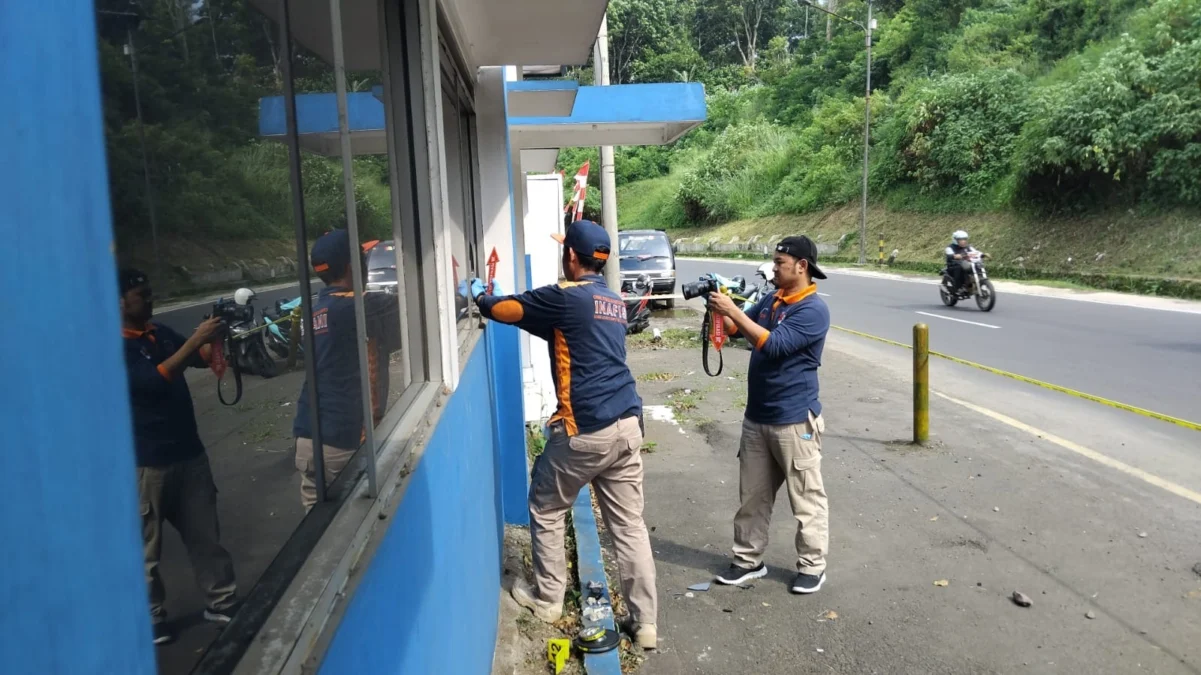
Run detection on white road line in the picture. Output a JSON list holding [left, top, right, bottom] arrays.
[[934, 391, 1201, 507], [915, 311, 999, 329], [818, 292, 831, 297]]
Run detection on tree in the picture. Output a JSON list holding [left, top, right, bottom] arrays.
[[697, 0, 787, 69], [607, 0, 684, 83]]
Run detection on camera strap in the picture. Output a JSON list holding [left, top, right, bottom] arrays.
[[212, 334, 243, 406], [701, 308, 724, 377]]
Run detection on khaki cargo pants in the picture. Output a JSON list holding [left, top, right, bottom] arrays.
[[295, 437, 356, 509], [732, 411, 828, 575], [529, 416, 658, 625], [138, 453, 237, 623]]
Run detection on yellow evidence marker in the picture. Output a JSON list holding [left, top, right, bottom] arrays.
[[547, 638, 571, 674]]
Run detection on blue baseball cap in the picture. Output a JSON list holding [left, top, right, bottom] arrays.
[[311, 229, 351, 275], [552, 220, 611, 262]]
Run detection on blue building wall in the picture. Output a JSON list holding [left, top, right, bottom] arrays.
[[0, 3, 156, 673], [320, 331, 507, 674]]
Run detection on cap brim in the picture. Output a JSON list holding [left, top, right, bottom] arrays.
[[809, 261, 827, 280], [550, 233, 565, 244]]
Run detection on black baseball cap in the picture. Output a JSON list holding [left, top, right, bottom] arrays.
[[311, 229, 352, 276], [118, 268, 149, 295], [552, 220, 611, 262], [775, 236, 827, 279]]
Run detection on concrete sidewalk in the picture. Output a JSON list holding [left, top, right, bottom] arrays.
[[626, 342, 1201, 675]]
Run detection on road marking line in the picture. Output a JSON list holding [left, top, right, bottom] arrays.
[[818, 292, 831, 297], [915, 311, 999, 329], [831, 325, 1201, 432], [934, 391, 1201, 507]]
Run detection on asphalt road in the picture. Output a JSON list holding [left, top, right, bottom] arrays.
[[677, 259, 1201, 424], [156, 283, 316, 337]]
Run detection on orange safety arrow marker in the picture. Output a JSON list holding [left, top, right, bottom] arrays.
[[486, 247, 500, 294]]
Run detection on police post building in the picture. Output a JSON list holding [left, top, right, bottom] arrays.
[[5, 0, 704, 673]]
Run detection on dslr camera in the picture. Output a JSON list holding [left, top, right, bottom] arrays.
[[681, 273, 746, 301], [210, 297, 254, 325]]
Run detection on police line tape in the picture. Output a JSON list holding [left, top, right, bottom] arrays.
[[831, 325, 1201, 433]]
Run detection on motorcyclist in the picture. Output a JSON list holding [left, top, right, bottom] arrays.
[[944, 230, 987, 293]]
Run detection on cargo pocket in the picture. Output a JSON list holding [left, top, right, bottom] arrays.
[[294, 439, 312, 475]]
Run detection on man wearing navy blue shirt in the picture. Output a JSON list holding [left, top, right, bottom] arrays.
[[119, 269, 238, 645], [292, 230, 400, 509], [473, 220, 658, 650], [708, 236, 832, 595]]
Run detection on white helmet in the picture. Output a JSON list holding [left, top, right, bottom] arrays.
[[233, 287, 257, 306], [953, 230, 969, 243], [757, 261, 775, 283]]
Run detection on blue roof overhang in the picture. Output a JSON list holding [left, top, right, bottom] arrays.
[[258, 81, 706, 167]]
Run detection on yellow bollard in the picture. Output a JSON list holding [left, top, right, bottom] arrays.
[[878, 236, 885, 265], [914, 323, 929, 444]]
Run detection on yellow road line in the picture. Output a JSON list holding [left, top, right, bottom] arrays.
[[934, 392, 1201, 507], [832, 325, 1201, 433]]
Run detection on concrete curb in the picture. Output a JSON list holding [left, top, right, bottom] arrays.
[[571, 486, 622, 675]]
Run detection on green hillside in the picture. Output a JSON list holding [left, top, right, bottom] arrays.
[[560, 0, 1201, 279]]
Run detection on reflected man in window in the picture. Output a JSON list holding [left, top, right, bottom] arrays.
[[292, 230, 400, 509], [118, 269, 239, 646]]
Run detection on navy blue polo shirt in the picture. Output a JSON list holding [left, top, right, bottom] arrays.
[[123, 323, 208, 468], [478, 274, 641, 435], [293, 286, 400, 449], [741, 284, 830, 425]]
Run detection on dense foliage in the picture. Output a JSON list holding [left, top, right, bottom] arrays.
[[97, 0, 392, 256], [568, 0, 1201, 230]]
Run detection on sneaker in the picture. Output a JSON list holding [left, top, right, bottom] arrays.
[[511, 578, 563, 623], [790, 571, 826, 594], [203, 601, 241, 625], [715, 562, 768, 586], [621, 619, 658, 650], [152, 622, 175, 646]]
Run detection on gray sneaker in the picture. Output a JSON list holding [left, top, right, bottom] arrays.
[[790, 571, 826, 594]]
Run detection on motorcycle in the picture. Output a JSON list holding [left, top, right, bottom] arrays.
[[210, 290, 279, 379], [740, 262, 776, 312], [940, 251, 996, 312], [262, 296, 303, 361], [622, 274, 653, 335]]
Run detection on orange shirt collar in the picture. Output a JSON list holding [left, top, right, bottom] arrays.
[[774, 283, 818, 305], [122, 322, 156, 339]]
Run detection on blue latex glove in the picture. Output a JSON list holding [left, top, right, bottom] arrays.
[[469, 278, 486, 300], [490, 280, 504, 297], [457, 279, 469, 299]]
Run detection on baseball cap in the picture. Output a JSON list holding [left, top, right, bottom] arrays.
[[118, 268, 149, 295], [775, 235, 827, 280], [551, 220, 611, 261], [311, 229, 352, 276]]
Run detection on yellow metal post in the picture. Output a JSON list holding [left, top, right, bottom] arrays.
[[914, 323, 929, 444], [878, 235, 885, 264]]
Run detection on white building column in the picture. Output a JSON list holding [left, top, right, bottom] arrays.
[[475, 67, 518, 295]]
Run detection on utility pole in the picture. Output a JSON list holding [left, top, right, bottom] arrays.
[[125, 26, 163, 286], [859, 0, 873, 265], [594, 15, 620, 292], [801, 0, 873, 264]]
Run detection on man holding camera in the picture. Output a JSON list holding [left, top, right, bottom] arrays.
[[292, 229, 400, 509], [471, 220, 658, 650], [706, 236, 832, 595], [119, 269, 239, 645]]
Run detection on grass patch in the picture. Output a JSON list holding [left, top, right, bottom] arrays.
[[525, 424, 547, 462], [637, 371, 677, 383], [627, 328, 698, 350], [640, 441, 658, 454]]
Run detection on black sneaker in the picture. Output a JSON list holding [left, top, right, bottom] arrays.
[[152, 622, 175, 645], [715, 562, 768, 586], [203, 601, 240, 625], [790, 571, 826, 594]]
